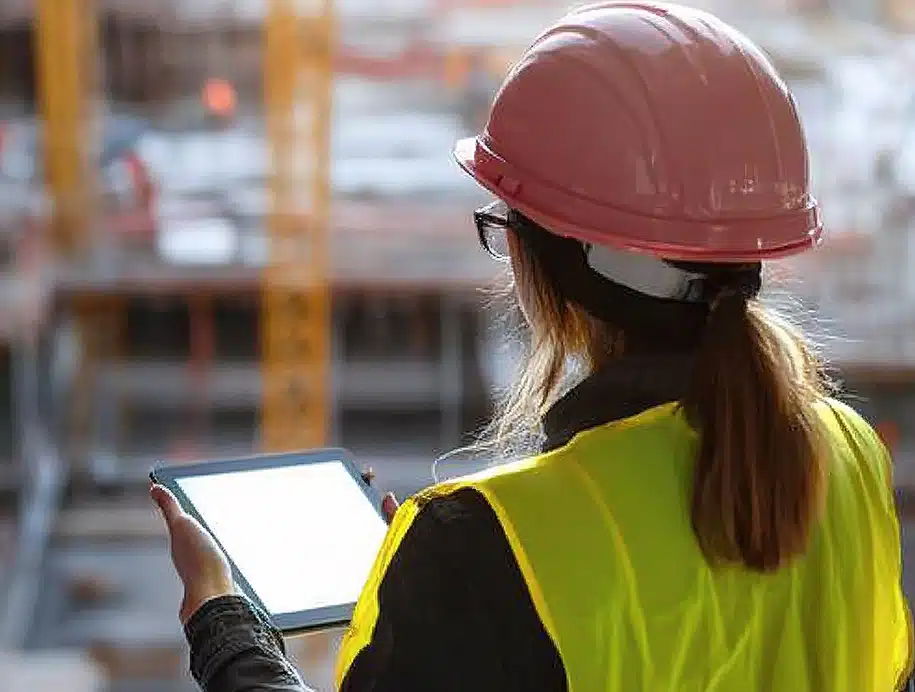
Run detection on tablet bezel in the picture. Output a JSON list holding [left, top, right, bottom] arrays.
[[150, 447, 385, 635]]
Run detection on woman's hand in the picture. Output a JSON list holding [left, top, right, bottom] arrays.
[[151, 483, 236, 625]]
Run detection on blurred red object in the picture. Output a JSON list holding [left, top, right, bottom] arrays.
[[202, 78, 237, 119]]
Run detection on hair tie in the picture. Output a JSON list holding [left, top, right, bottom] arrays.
[[709, 271, 761, 312], [710, 287, 739, 312]]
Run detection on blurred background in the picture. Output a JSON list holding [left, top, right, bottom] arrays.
[[1, 0, 915, 689]]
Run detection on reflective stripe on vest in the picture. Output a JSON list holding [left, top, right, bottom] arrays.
[[336, 400, 912, 691]]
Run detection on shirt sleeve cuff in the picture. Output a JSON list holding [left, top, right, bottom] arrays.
[[184, 594, 287, 685]]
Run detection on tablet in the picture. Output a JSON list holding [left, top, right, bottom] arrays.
[[150, 448, 389, 634]]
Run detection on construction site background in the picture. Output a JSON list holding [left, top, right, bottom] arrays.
[[1, 1, 915, 690]]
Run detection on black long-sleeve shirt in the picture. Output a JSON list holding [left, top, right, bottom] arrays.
[[184, 357, 693, 692]]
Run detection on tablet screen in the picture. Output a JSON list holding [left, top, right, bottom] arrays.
[[176, 460, 388, 616]]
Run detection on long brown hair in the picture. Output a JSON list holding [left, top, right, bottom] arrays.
[[685, 292, 830, 571], [477, 227, 831, 572]]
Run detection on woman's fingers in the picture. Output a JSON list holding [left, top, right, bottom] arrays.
[[362, 466, 399, 524], [382, 493, 399, 523], [150, 484, 183, 526]]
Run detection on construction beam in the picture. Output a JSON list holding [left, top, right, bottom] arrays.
[[261, 0, 334, 451]]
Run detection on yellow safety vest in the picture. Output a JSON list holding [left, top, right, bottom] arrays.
[[336, 399, 912, 691]]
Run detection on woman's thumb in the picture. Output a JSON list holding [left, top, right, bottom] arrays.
[[382, 493, 399, 524], [150, 484, 183, 526]]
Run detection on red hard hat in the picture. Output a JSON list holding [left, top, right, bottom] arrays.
[[453, 2, 823, 262]]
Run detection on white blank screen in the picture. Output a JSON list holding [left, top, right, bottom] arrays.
[[177, 461, 388, 615]]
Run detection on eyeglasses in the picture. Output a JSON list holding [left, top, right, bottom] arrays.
[[473, 200, 511, 262]]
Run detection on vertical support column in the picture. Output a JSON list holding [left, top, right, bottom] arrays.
[[439, 294, 463, 451], [82, 295, 125, 482], [35, 0, 102, 472], [261, 0, 334, 451], [34, 0, 98, 258], [2, 0, 98, 643], [176, 294, 215, 461]]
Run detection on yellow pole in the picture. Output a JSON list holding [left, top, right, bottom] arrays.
[[261, 0, 334, 451], [34, 0, 97, 257], [35, 0, 101, 462]]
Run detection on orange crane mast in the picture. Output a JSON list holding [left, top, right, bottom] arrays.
[[262, 0, 334, 452]]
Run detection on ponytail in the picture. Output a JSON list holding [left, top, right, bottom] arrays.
[[683, 292, 828, 572]]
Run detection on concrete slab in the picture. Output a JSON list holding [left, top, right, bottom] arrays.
[[26, 540, 185, 653], [285, 630, 344, 692], [55, 506, 166, 542], [0, 649, 106, 691], [106, 681, 197, 692], [88, 642, 187, 682], [107, 681, 197, 692]]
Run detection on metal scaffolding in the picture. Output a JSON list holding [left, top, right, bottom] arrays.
[[0, 0, 98, 648]]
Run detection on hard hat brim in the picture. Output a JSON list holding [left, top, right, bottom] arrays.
[[453, 136, 824, 263]]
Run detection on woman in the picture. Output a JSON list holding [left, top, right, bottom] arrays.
[[153, 3, 913, 690]]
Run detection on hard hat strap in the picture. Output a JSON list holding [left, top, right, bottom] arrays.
[[585, 244, 708, 303]]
